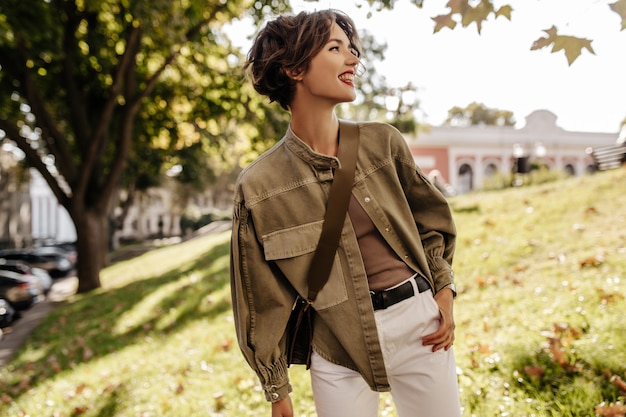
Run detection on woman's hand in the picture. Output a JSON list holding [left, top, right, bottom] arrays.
[[422, 288, 456, 352], [271, 396, 294, 417]]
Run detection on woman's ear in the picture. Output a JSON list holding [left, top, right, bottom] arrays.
[[284, 67, 304, 81]]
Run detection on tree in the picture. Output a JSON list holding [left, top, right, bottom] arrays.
[[444, 102, 516, 127], [384, 83, 421, 134], [0, 0, 289, 292]]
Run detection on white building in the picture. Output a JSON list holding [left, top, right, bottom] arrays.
[[29, 169, 76, 243], [407, 110, 618, 194]]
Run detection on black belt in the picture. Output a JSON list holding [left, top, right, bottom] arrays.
[[370, 275, 431, 311]]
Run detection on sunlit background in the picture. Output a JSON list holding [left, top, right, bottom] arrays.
[[230, 0, 626, 134]]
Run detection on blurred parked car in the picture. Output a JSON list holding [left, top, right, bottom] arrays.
[[0, 298, 16, 328], [0, 270, 41, 310], [0, 259, 53, 294], [39, 242, 77, 260], [0, 248, 73, 278], [32, 246, 76, 276]]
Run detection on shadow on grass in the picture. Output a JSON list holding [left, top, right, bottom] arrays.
[[0, 237, 232, 400]]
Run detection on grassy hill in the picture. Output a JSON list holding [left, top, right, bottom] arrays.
[[1, 168, 625, 417]]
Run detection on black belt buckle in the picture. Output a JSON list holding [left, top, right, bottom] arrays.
[[370, 275, 431, 311], [414, 274, 431, 294], [370, 280, 415, 311]]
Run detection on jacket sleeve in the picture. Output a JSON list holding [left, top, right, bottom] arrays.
[[392, 129, 457, 293], [410, 166, 457, 293], [230, 197, 295, 402]]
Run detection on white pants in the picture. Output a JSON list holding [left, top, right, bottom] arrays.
[[310, 277, 461, 417]]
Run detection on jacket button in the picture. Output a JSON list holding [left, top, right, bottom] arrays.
[[364, 197, 371, 203], [271, 393, 279, 400]]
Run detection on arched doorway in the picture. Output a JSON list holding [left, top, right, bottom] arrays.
[[484, 163, 498, 177], [458, 163, 474, 194]]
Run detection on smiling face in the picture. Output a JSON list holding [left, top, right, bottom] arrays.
[[292, 21, 361, 107]]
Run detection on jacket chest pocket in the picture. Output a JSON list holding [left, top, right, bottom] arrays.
[[262, 221, 348, 310]]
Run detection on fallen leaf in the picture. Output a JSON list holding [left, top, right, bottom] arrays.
[[524, 365, 545, 379], [597, 289, 625, 305], [175, 381, 184, 395], [478, 344, 491, 354], [214, 391, 225, 411], [72, 405, 89, 415], [595, 401, 626, 416], [580, 255, 604, 268], [611, 375, 626, 395], [220, 338, 233, 352]]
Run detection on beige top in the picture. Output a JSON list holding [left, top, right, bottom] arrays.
[[348, 194, 415, 291]]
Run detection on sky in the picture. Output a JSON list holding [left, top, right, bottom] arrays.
[[231, 0, 626, 135]]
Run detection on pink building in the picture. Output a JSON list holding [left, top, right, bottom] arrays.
[[407, 110, 618, 194]]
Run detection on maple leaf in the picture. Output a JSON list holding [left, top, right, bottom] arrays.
[[610, 0, 626, 30], [460, 1, 494, 33], [495, 5, 513, 20], [530, 26, 595, 65], [432, 14, 457, 33], [531, 26, 558, 50], [446, 0, 469, 15], [551, 35, 595, 65]]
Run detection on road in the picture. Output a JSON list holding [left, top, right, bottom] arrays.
[[0, 276, 77, 368]]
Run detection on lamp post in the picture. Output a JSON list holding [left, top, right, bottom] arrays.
[[512, 142, 547, 186]]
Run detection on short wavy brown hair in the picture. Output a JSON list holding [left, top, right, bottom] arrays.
[[244, 9, 361, 111]]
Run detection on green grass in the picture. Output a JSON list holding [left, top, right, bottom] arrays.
[[1, 169, 625, 417]]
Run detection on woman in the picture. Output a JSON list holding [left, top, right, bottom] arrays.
[[230, 9, 461, 417]]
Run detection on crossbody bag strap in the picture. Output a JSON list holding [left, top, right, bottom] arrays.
[[306, 119, 359, 302]]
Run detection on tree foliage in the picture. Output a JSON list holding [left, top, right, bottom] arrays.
[[445, 101, 516, 127], [357, 0, 626, 65], [432, 0, 626, 65], [0, 0, 289, 292]]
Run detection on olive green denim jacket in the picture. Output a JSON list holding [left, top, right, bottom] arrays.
[[230, 121, 456, 402]]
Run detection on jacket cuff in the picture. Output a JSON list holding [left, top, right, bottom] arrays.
[[428, 256, 455, 292], [258, 357, 292, 402], [264, 381, 293, 402]]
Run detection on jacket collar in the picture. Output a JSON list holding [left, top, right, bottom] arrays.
[[284, 125, 341, 170]]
